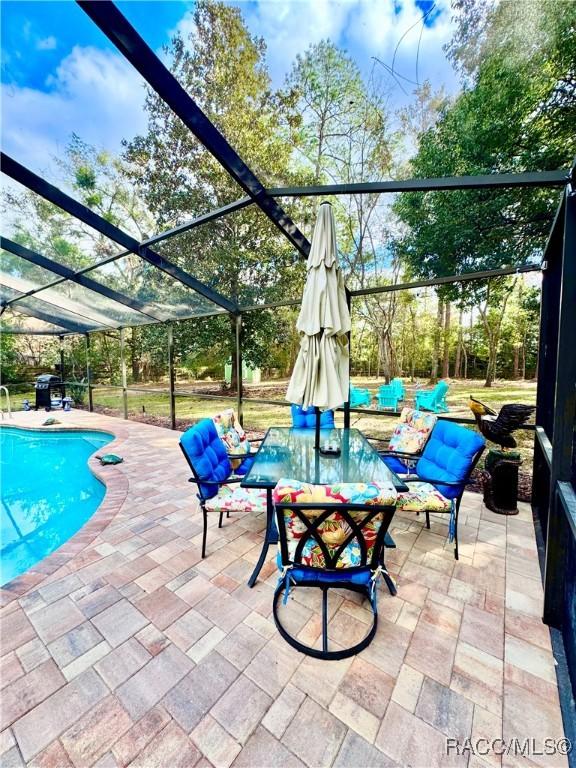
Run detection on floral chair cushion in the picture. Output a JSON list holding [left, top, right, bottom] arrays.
[[388, 408, 437, 454], [273, 479, 397, 569], [396, 481, 451, 513], [212, 408, 251, 470], [204, 484, 267, 514]]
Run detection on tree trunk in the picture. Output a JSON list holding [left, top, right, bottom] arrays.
[[379, 331, 391, 383], [229, 316, 238, 392], [130, 328, 141, 383], [485, 352, 494, 387], [521, 335, 526, 379], [454, 307, 463, 378], [430, 300, 443, 383], [409, 307, 417, 381], [442, 301, 451, 379], [512, 345, 520, 380]]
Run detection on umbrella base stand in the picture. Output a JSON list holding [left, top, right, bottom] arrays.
[[481, 449, 522, 515]]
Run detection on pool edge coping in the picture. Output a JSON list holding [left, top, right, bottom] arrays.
[[0, 421, 130, 605]]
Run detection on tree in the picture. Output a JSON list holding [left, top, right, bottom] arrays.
[[393, 0, 575, 385], [0, 331, 22, 383], [282, 43, 401, 378], [123, 0, 304, 389]]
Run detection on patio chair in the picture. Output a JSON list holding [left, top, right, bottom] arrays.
[[377, 408, 438, 475], [391, 378, 405, 401], [349, 386, 372, 408], [395, 421, 485, 559], [212, 407, 260, 475], [414, 380, 450, 413], [180, 419, 267, 558], [291, 404, 335, 429], [377, 384, 400, 411], [272, 478, 398, 659]]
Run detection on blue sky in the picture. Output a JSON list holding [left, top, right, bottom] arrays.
[[1, 0, 459, 180]]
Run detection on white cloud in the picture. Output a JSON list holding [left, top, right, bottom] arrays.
[[345, 0, 459, 104], [238, 0, 354, 84], [234, 0, 459, 107], [1, 45, 148, 181], [36, 36, 57, 51]]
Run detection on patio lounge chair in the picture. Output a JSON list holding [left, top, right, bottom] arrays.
[[180, 419, 267, 558], [377, 384, 400, 411], [377, 408, 438, 475], [350, 386, 372, 408], [291, 404, 335, 429], [391, 378, 405, 401], [212, 407, 260, 475], [272, 478, 398, 659], [414, 380, 450, 413], [395, 421, 485, 559]]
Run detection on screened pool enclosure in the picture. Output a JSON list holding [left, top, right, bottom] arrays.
[[1, 0, 575, 710]]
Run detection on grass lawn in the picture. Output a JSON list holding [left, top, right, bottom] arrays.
[[3, 376, 536, 466]]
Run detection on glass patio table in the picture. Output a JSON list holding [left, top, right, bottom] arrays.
[[241, 427, 408, 587]]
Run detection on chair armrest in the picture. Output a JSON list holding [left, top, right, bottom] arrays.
[[404, 474, 464, 488], [365, 435, 389, 447], [226, 443, 261, 458], [188, 476, 244, 486], [378, 449, 421, 460]]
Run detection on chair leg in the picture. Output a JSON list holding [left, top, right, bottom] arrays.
[[425, 511, 431, 529], [322, 588, 329, 654], [201, 506, 208, 559], [383, 570, 397, 596], [218, 511, 224, 529], [226, 510, 230, 519], [454, 501, 460, 560]]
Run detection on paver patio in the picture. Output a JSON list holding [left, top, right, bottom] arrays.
[[0, 410, 567, 767]]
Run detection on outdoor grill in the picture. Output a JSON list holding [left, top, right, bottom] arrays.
[[34, 374, 65, 411]]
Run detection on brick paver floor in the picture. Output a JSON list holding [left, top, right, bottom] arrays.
[[0, 410, 568, 767]]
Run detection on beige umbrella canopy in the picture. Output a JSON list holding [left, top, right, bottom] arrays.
[[286, 202, 351, 412]]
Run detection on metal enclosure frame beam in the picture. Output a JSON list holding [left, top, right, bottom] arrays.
[[267, 170, 570, 197], [76, 0, 311, 259], [235, 315, 243, 425], [1, 236, 164, 321], [1, 153, 238, 315], [145, 198, 253, 248], [543, 186, 576, 627], [120, 328, 128, 420], [351, 263, 541, 297], [167, 324, 176, 430], [85, 334, 94, 412], [2, 303, 87, 334]]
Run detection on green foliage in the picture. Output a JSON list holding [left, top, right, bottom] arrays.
[[4, 0, 573, 392], [0, 332, 23, 382]]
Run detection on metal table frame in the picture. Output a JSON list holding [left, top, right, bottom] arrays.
[[241, 427, 408, 587]]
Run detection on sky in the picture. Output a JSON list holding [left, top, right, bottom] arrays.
[[1, 0, 461, 183]]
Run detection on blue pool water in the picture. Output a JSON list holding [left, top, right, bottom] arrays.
[[0, 427, 113, 586]]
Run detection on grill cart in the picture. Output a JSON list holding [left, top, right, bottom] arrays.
[[34, 374, 65, 411]]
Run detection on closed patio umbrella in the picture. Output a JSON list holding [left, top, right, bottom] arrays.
[[286, 202, 351, 446]]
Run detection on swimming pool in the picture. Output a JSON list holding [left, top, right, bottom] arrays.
[[0, 427, 113, 587]]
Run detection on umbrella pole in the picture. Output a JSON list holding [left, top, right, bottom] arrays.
[[315, 406, 321, 451]]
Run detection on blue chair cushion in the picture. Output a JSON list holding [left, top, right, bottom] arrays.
[[288, 563, 373, 588], [291, 405, 335, 429], [415, 421, 484, 499], [234, 455, 254, 475], [381, 455, 411, 475], [180, 419, 232, 499]]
